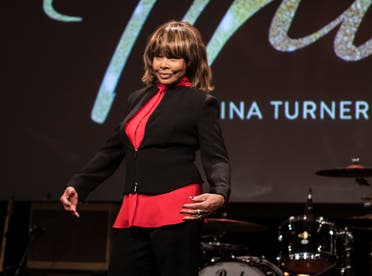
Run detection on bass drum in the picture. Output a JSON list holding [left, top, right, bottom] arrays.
[[199, 256, 283, 276]]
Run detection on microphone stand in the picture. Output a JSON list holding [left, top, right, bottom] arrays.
[[304, 187, 314, 221]]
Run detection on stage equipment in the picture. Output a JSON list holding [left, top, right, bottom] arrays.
[[277, 215, 353, 275], [314, 159, 372, 275], [316, 167, 372, 178], [349, 213, 372, 220], [315, 158, 372, 187], [200, 240, 250, 264], [277, 188, 354, 275], [361, 194, 372, 202], [199, 217, 279, 275], [201, 241, 249, 252], [199, 256, 283, 276], [27, 202, 118, 272], [202, 218, 267, 233], [200, 217, 265, 263], [0, 194, 14, 273], [347, 206, 372, 275]]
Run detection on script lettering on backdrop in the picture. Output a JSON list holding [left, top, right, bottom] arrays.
[[43, 0, 371, 123]]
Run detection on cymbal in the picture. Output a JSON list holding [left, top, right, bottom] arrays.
[[203, 218, 267, 233], [201, 241, 249, 252], [361, 194, 372, 201], [315, 167, 372, 178], [349, 213, 372, 220]]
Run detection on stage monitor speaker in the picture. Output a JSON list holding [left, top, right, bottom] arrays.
[[27, 202, 118, 271]]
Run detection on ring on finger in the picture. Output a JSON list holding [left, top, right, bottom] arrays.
[[196, 209, 201, 215]]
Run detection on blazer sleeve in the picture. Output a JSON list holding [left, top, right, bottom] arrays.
[[197, 94, 231, 201], [66, 124, 126, 201]]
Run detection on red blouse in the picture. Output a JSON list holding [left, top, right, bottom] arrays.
[[113, 78, 202, 228]]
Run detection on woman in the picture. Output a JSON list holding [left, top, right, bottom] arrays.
[[60, 20, 230, 276]]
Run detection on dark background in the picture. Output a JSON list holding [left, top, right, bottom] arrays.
[[3, 1, 372, 275], [5, 0, 372, 203]]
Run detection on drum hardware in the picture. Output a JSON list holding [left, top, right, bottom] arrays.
[[200, 218, 276, 275], [202, 218, 267, 233], [315, 158, 372, 186], [336, 228, 353, 276], [345, 224, 372, 276], [200, 218, 267, 264], [201, 240, 250, 261], [199, 256, 284, 276], [283, 273, 310, 276], [312, 158, 372, 274], [351, 189, 372, 222], [349, 213, 372, 220], [361, 194, 372, 202], [201, 241, 250, 252], [277, 215, 339, 274], [315, 167, 372, 178], [277, 188, 354, 275], [361, 192, 372, 213], [278, 215, 354, 275], [200, 232, 251, 265]]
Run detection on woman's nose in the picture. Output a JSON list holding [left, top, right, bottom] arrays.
[[160, 57, 169, 68]]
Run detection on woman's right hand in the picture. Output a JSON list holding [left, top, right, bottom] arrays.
[[60, 186, 80, 218]]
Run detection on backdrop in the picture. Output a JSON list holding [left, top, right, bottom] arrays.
[[5, 0, 371, 203]]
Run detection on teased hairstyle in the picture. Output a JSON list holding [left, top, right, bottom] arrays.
[[142, 20, 213, 92]]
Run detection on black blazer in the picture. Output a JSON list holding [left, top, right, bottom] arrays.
[[68, 85, 231, 201]]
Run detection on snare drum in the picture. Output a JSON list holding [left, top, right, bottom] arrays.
[[199, 256, 283, 276], [278, 215, 340, 274]]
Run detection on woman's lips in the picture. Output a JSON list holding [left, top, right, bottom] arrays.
[[159, 73, 172, 79]]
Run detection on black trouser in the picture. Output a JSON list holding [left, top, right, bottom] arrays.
[[108, 221, 202, 276]]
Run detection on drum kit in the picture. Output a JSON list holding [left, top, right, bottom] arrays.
[[200, 217, 283, 276], [199, 160, 372, 276]]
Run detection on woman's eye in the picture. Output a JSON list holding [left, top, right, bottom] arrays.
[[170, 57, 182, 61]]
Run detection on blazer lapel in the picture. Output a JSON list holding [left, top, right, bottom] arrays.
[[122, 86, 158, 127]]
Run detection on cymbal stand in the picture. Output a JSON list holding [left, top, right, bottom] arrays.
[[369, 240, 372, 276], [200, 232, 227, 263], [338, 227, 354, 276]]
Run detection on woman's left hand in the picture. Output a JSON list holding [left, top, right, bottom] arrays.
[[180, 193, 225, 220]]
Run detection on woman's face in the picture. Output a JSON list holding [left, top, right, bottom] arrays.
[[152, 56, 187, 85]]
